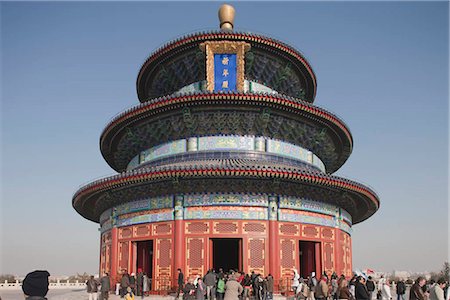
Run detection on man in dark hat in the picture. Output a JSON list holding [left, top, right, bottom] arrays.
[[22, 270, 50, 300]]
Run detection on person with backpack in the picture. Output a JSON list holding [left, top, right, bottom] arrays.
[[297, 278, 310, 300], [396, 280, 406, 300]]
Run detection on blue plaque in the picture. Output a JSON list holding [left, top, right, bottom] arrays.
[[214, 54, 237, 91]]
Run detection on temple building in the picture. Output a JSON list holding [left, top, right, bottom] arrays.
[[73, 4, 379, 291]]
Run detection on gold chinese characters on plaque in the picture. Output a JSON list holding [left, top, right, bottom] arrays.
[[200, 41, 251, 92]]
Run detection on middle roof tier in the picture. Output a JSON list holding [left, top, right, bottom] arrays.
[[100, 92, 353, 173]]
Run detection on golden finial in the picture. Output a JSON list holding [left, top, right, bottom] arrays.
[[218, 4, 235, 31]]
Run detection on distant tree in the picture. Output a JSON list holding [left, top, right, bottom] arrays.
[[440, 262, 450, 282], [0, 274, 16, 282], [67, 272, 90, 282], [429, 272, 440, 282]]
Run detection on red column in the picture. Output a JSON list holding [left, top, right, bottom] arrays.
[[99, 233, 103, 276], [268, 220, 280, 279], [173, 195, 185, 288], [110, 227, 119, 288], [334, 229, 342, 275], [268, 196, 280, 290], [348, 236, 353, 277]]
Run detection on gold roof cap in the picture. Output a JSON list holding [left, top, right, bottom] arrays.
[[218, 4, 235, 31]]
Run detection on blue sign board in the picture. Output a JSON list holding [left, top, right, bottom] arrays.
[[214, 54, 237, 92]]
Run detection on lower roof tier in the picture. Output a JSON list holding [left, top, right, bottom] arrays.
[[100, 92, 353, 173], [73, 158, 379, 225]]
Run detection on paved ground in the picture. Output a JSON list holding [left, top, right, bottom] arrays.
[[1, 289, 406, 300], [0, 290, 194, 300]]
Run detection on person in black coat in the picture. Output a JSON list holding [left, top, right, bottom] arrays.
[[396, 280, 406, 300], [366, 276, 375, 300], [176, 269, 185, 299], [355, 277, 370, 300], [183, 278, 196, 300]]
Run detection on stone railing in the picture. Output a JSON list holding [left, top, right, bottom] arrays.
[[0, 279, 86, 290]]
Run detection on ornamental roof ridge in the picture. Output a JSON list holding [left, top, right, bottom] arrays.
[[139, 29, 311, 69], [73, 157, 379, 208]]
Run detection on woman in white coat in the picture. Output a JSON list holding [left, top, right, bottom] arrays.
[[380, 280, 392, 300], [142, 273, 149, 297], [292, 269, 300, 293]]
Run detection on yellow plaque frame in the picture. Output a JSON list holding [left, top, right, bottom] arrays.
[[200, 41, 251, 92]]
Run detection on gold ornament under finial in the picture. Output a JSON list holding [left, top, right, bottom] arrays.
[[218, 4, 235, 31]]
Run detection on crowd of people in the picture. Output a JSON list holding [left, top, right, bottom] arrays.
[[117, 269, 151, 299], [289, 270, 450, 300], [175, 268, 274, 300], [9, 269, 450, 300]]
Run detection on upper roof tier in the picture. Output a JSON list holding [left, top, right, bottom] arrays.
[[136, 31, 317, 102]]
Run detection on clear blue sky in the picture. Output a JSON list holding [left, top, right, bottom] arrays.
[[1, 1, 448, 276]]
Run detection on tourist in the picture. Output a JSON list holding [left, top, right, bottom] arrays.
[[125, 286, 135, 300], [184, 278, 197, 300], [237, 272, 245, 285], [349, 276, 357, 299], [337, 279, 352, 300], [430, 278, 446, 300], [136, 268, 144, 297], [410, 277, 427, 300], [121, 271, 130, 298], [130, 273, 137, 294], [314, 275, 329, 300], [242, 274, 252, 300], [143, 272, 150, 297], [224, 274, 244, 300], [217, 274, 226, 300], [266, 274, 274, 300], [86, 275, 100, 300], [297, 278, 310, 300], [380, 280, 392, 300], [100, 272, 110, 300], [331, 274, 339, 300], [176, 269, 185, 299], [293, 269, 301, 293], [196, 278, 208, 300], [22, 270, 50, 300], [309, 272, 318, 300], [366, 277, 376, 300], [396, 280, 406, 300], [251, 271, 258, 299], [355, 276, 370, 300], [204, 269, 217, 300], [254, 275, 266, 300]]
